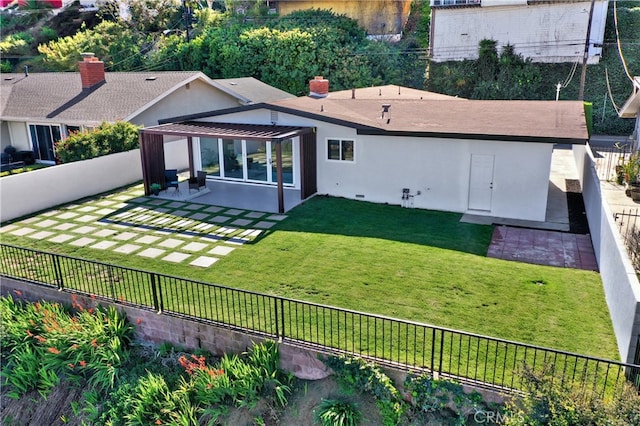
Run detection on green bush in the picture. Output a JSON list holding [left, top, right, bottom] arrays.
[[55, 121, 140, 163], [315, 398, 362, 426], [503, 364, 640, 425], [323, 355, 406, 426]]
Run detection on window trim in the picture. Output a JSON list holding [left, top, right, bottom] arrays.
[[326, 138, 355, 162]]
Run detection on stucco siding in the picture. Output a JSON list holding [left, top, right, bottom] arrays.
[[130, 79, 242, 127], [5, 121, 29, 151], [431, 1, 608, 63], [195, 108, 552, 221]]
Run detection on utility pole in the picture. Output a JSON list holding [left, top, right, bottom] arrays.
[[578, 0, 596, 101], [183, 0, 191, 42]]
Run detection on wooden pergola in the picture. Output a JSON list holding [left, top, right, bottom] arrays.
[[139, 121, 317, 213]]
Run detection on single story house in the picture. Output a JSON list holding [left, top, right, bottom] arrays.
[[139, 77, 588, 220], [0, 53, 294, 163], [619, 76, 640, 152]]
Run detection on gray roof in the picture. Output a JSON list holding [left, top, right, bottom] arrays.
[[0, 71, 294, 124]]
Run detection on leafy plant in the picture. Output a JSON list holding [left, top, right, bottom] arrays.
[[323, 355, 406, 426], [55, 121, 140, 163], [315, 398, 362, 426]]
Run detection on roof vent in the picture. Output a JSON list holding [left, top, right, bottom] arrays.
[[145, 76, 157, 81]]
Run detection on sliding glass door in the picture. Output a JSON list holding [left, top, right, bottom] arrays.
[[29, 124, 61, 162], [198, 138, 294, 185]]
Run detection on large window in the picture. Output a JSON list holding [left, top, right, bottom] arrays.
[[29, 124, 61, 162], [327, 138, 354, 161]]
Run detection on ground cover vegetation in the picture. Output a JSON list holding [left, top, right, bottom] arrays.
[[1, 1, 637, 134], [2, 295, 637, 425], [0, 186, 618, 360]]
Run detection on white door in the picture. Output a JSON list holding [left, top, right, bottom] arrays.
[[468, 154, 494, 211]]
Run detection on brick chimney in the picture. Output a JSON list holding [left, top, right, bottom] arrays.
[[78, 52, 105, 90], [309, 76, 329, 98]]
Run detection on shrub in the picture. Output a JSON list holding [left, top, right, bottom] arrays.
[[55, 121, 140, 163], [315, 398, 362, 426], [503, 364, 640, 425]]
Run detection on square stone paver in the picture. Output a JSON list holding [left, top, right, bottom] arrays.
[[172, 210, 190, 217], [209, 245, 235, 256], [113, 244, 141, 254], [254, 221, 276, 229], [267, 214, 287, 221], [225, 209, 245, 216], [53, 223, 76, 231], [34, 219, 59, 228], [56, 212, 79, 220], [204, 206, 224, 213], [190, 256, 219, 267], [95, 208, 116, 215], [76, 215, 98, 223], [20, 217, 40, 224], [147, 199, 167, 206], [182, 242, 208, 252], [167, 202, 185, 208], [135, 235, 161, 244], [73, 226, 97, 234], [49, 234, 75, 243], [10, 227, 35, 236], [189, 212, 209, 221], [96, 200, 116, 207], [28, 231, 55, 240], [217, 227, 237, 234], [211, 215, 231, 224], [159, 238, 184, 248], [114, 232, 138, 241], [138, 248, 165, 258], [70, 237, 96, 247], [245, 211, 265, 219], [0, 224, 18, 233], [183, 204, 200, 211], [78, 206, 98, 212], [231, 218, 252, 227], [193, 223, 215, 231], [93, 229, 118, 237], [163, 252, 191, 263], [41, 210, 60, 217], [152, 217, 173, 225], [91, 241, 117, 250]]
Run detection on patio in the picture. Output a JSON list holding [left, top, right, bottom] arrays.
[[153, 178, 304, 213]]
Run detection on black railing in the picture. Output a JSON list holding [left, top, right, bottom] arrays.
[[1, 243, 638, 397], [591, 144, 631, 183], [613, 209, 640, 272]]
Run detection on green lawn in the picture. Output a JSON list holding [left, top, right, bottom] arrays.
[[0, 185, 618, 360]]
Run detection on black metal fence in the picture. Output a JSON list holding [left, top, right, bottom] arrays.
[[1, 243, 638, 398], [590, 144, 631, 183], [613, 209, 640, 272]]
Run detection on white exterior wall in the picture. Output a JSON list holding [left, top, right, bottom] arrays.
[[0, 150, 142, 222], [5, 121, 30, 151], [431, 1, 608, 63], [130, 79, 243, 127], [575, 144, 640, 363], [196, 108, 553, 221]]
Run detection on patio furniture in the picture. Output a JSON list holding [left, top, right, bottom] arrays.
[[189, 170, 207, 193], [164, 169, 179, 192]]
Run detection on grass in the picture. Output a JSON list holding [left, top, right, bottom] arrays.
[[0, 163, 49, 177], [0, 185, 618, 360]]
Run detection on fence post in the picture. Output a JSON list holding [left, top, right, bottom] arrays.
[[150, 273, 162, 313], [274, 297, 280, 340], [431, 328, 436, 375], [52, 253, 64, 291], [438, 329, 445, 376], [280, 298, 285, 341]]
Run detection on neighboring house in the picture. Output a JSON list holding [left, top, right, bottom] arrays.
[[429, 0, 608, 63], [139, 76, 588, 220], [271, 0, 413, 40], [0, 53, 294, 163], [619, 77, 640, 152]]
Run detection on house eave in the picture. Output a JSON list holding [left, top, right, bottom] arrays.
[[357, 128, 588, 144]]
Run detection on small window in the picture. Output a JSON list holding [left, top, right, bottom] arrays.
[[327, 139, 354, 162]]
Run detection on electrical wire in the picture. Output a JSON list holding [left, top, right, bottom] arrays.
[[605, 67, 621, 114], [613, 0, 634, 83]]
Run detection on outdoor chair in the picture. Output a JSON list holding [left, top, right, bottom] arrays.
[[189, 170, 207, 193], [164, 169, 179, 192]]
